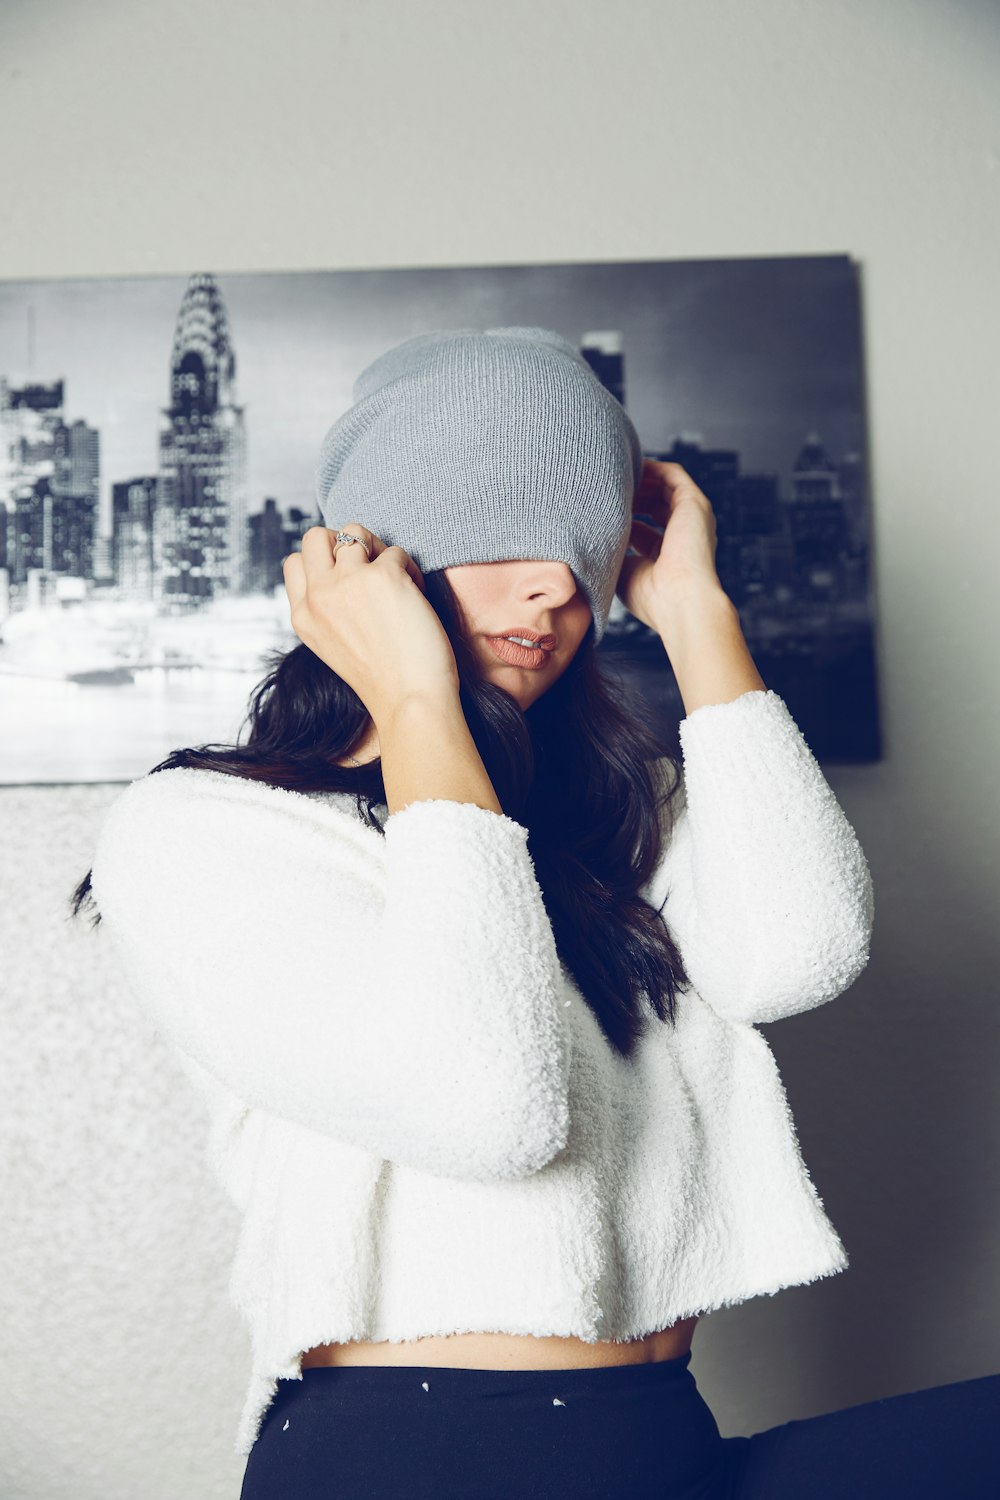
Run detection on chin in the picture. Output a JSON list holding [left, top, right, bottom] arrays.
[[488, 672, 533, 713]]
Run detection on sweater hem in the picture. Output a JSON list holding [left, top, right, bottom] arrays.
[[233, 1243, 849, 1458]]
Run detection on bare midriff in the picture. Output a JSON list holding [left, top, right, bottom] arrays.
[[300, 1316, 699, 1371]]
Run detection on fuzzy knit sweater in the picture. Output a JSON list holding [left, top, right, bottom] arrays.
[[90, 688, 874, 1457]]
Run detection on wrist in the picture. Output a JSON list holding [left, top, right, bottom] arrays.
[[374, 693, 503, 818], [651, 581, 736, 642], [652, 588, 766, 716], [372, 690, 465, 739]]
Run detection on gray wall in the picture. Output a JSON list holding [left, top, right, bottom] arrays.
[[2, 0, 998, 1494]]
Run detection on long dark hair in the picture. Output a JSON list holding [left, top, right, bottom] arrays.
[[69, 569, 691, 1059]]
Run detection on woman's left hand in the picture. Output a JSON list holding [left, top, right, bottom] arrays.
[[615, 460, 727, 631]]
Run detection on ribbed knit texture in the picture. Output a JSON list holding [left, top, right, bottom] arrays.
[[313, 327, 644, 642], [90, 689, 874, 1458]]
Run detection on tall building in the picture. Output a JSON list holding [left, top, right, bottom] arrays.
[[788, 433, 850, 597], [156, 274, 248, 609], [792, 432, 840, 502], [53, 418, 100, 506], [52, 418, 100, 577], [836, 449, 869, 554], [0, 379, 98, 584], [112, 476, 158, 599], [248, 496, 286, 594], [249, 498, 319, 594], [580, 331, 627, 408]]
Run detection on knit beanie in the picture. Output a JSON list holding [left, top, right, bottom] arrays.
[[313, 326, 644, 643]]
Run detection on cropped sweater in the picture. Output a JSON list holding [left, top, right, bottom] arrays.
[[89, 688, 874, 1457]]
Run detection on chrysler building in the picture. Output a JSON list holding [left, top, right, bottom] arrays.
[[156, 274, 249, 607]]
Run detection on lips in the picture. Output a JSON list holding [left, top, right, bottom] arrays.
[[485, 636, 553, 670], [490, 627, 557, 649]]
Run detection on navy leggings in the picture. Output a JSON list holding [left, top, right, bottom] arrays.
[[239, 1351, 1000, 1498]]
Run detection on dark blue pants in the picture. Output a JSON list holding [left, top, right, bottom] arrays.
[[239, 1351, 1000, 1499]]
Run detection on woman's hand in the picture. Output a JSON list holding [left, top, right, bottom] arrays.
[[615, 460, 728, 631], [282, 524, 460, 726]]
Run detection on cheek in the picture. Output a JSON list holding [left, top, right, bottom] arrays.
[[450, 573, 492, 616]]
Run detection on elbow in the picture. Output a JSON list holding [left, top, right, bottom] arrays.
[[493, 1092, 571, 1180], [466, 1078, 571, 1182], [740, 903, 874, 1026], [486, 1036, 572, 1178], [813, 849, 875, 1003], [744, 850, 875, 1024], [411, 1080, 571, 1185], [417, 979, 574, 1183], [464, 1126, 568, 1184]]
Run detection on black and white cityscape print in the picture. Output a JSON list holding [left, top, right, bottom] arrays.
[[0, 254, 880, 784]]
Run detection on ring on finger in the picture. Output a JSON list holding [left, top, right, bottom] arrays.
[[333, 529, 372, 559]]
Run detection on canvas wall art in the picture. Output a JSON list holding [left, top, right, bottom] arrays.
[[0, 254, 879, 783]]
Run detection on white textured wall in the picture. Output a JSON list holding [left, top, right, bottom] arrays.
[[2, 1, 999, 1495]]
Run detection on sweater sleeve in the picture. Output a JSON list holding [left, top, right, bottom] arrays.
[[642, 689, 874, 1025], [90, 768, 572, 1183]]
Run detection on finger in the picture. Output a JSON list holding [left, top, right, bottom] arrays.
[[282, 550, 307, 613], [661, 461, 692, 482], [332, 522, 378, 565], [377, 543, 427, 594], [633, 479, 669, 522], [634, 490, 669, 522], [629, 517, 666, 557], [634, 463, 670, 510], [637, 459, 692, 502], [659, 464, 708, 507], [638, 465, 707, 517], [297, 526, 338, 576], [301, 523, 376, 573]]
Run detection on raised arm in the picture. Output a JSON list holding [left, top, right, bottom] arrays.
[[641, 589, 874, 1025], [91, 748, 572, 1184]]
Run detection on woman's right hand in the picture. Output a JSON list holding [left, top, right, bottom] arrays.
[[282, 524, 461, 727]]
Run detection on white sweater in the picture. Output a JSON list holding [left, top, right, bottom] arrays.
[[90, 688, 874, 1457]]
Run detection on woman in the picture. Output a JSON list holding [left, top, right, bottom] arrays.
[[74, 328, 998, 1497]]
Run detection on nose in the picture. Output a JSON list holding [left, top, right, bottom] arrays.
[[518, 560, 579, 607]]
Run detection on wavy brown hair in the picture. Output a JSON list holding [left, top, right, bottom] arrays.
[[69, 569, 691, 1059]]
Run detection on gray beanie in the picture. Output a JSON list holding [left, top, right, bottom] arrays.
[[313, 326, 644, 643]]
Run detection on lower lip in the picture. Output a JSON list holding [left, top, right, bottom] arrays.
[[485, 636, 552, 670]]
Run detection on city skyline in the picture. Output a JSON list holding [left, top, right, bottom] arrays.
[[0, 255, 868, 534], [0, 254, 879, 778], [0, 353, 869, 613]]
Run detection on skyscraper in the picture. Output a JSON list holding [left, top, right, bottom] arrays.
[[156, 274, 248, 608]]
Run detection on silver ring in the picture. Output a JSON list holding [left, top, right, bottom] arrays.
[[333, 529, 372, 559]]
